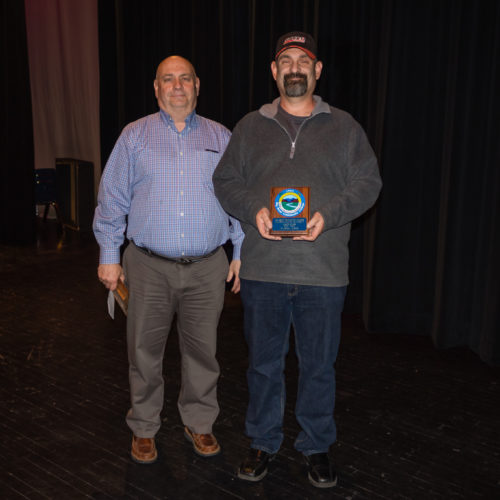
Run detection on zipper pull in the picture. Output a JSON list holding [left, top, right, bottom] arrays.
[[290, 141, 296, 159]]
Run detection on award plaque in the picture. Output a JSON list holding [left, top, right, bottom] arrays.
[[270, 186, 310, 236], [113, 280, 129, 315]]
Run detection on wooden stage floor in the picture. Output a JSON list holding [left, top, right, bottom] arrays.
[[1, 221, 499, 499]]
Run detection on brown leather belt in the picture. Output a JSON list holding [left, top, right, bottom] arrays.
[[133, 242, 220, 264]]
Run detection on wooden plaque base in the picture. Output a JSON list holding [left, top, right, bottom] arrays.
[[270, 186, 310, 237]]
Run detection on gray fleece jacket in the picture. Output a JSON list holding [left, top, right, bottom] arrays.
[[213, 96, 382, 287]]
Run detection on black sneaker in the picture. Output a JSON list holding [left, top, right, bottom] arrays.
[[304, 452, 337, 488], [237, 448, 276, 482]]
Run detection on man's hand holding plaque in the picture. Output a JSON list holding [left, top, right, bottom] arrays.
[[255, 207, 282, 240], [255, 187, 323, 241], [292, 211, 325, 241]]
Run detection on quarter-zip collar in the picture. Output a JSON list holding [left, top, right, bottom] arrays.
[[259, 95, 330, 159], [259, 95, 331, 120]]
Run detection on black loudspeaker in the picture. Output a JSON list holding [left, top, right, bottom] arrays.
[[56, 158, 95, 231]]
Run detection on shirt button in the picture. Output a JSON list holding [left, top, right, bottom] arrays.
[[180, 171, 183, 175], [182, 252, 185, 255], [181, 233, 184, 238], [180, 190, 184, 195], [180, 212, 184, 216], [180, 152, 183, 156]]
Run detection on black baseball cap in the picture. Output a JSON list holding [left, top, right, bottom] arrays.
[[275, 31, 317, 60]]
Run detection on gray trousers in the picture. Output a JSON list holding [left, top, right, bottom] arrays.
[[123, 243, 228, 437]]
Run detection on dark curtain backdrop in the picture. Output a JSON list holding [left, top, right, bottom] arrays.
[[98, 0, 500, 365], [2, 1, 498, 365], [367, 1, 500, 364], [1, 0, 35, 244]]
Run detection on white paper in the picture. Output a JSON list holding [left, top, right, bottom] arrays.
[[107, 290, 115, 319]]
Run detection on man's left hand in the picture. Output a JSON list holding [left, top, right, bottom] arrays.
[[227, 259, 241, 293], [293, 211, 325, 241]]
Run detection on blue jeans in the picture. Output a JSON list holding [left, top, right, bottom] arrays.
[[240, 279, 346, 455]]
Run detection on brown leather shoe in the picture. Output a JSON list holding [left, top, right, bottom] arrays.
[[184, 426, 221, 457], [131, 435, 158, 464]]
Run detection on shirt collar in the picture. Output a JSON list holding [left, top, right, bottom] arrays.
[[159, 109, 198, 131]]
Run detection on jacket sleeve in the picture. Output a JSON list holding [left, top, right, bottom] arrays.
[[212, 119, 264, 227], [318, 119, 382, 230]]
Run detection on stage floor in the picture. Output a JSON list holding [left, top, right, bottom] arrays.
[[1, 221, 499, 499]]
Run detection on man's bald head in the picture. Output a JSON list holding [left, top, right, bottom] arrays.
[[153, 55, 200, 123], [155, 55, 197, 81]]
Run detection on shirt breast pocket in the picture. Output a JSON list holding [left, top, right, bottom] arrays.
[[194, 150, 221, 180]]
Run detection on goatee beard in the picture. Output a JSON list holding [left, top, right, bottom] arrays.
[[284, 72, 308, 97]]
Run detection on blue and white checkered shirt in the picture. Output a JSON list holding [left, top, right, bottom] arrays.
[[93, 110, 244, 264]]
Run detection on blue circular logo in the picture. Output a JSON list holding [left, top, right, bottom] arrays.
[[274, 189, 305, 217]]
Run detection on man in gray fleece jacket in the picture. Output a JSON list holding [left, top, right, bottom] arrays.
[[213, 31, 382, 488]]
